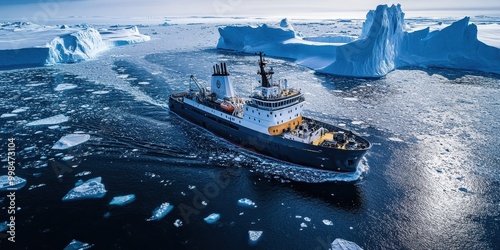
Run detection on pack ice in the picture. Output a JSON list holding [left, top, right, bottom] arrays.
[[52, 134, 91, 150], [62, 177, 107, 201], [217, 4, 500, 77], [0, 22, 150, 69]]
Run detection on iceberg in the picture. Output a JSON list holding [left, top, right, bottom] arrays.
[[237, 198, 256, 207], [63, 239, 93, 250], [147, 202, 174, 221], [331, 238, 363, 250], [26, 114, 69, 126], [248, 230, 263, 244], [52, 134, 91, 150], [109, 194, 136, 206], [204, 213, 220, 224], [0, 175, 27, 191], [0, 22, 150, 69], [62, 177, 107, 201], [217, 4, 500, 77]]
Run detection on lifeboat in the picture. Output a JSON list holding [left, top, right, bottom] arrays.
[[220, 100, 235, 113]]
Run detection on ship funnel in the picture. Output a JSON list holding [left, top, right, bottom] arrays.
[[210, 62, 234, 99]]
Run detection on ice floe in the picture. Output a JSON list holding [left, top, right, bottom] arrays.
[[204, 213, 221, 224], [26, 114, 69, 126], [248, 230, 263, 244], [62, 177, 107, 201], [1, 113, 17, 118], [331, 238, 363, 250], [0, 175, 27, 191], [322, 219, 334, 226], [388, 137, 404, 142], [174, 219, 183, 227], [147, 202, 174, 221], [63, 239, 93, 250], [109, 194, 136, 206], [238, 198, 256, 207], [54, 83, 77, 91], [52, 134, 91, 150]]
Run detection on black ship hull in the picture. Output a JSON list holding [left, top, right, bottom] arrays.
[[169, 95, 370, 172]]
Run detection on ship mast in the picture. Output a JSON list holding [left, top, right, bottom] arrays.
[[257, 52, 273, 88]]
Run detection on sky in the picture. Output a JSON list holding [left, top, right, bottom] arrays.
[[0, 0, 499, 21]]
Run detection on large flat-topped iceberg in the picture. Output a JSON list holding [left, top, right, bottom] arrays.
[[0, 22, 150, 69], [217, 4, 500, 77]]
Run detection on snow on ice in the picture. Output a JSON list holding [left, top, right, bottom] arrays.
[[0, 175, 27, 191], [52, 133, 91, 150], [109, 194, 136, 206], [0, 22, 150, 68], [26, 114, 69, 126], [147, 202, 174, 221], [204, 213, 221, 224], [217, 4, 500, 77], [62, 177, 107, 201], [331, 238, 363, 250]]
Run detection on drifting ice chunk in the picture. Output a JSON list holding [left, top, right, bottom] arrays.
[[109, 194, 136, 206], [204, 213, 221, 224], [331, 238, 363, 250], [52, 134, 91, 150], [323, 219, 334, 226], [238, 198, 256, 207], [1, 113, 17, 118], [26, 114, 69, 126], [63, 239, 93, 250], [174, 219, 183, 227], [0, 175, 27, 191], [248, 230, 263, 244], [147, 202, 174, 221], [55, 84, 77, 91], [62, 177, 107, 201], [0, 221, 8, 232]]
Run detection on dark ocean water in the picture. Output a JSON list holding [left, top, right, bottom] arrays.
[[0, 50, 499, 249]]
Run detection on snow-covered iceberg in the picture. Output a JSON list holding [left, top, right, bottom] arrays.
[[331, 238, 363, 250], [147, 202, 174, 221], [0, 175, 27, 191], [52, 134, 91, 150], [0, 22, 150, 69], [217, 4, 500, 77], [62, 177, 107, 201], [109, 194, 136, 206]]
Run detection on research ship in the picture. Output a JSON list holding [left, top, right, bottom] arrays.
[[169, 53, 371, 172]]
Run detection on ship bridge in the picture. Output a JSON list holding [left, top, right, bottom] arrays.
[[241, 52, 306, 136]]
